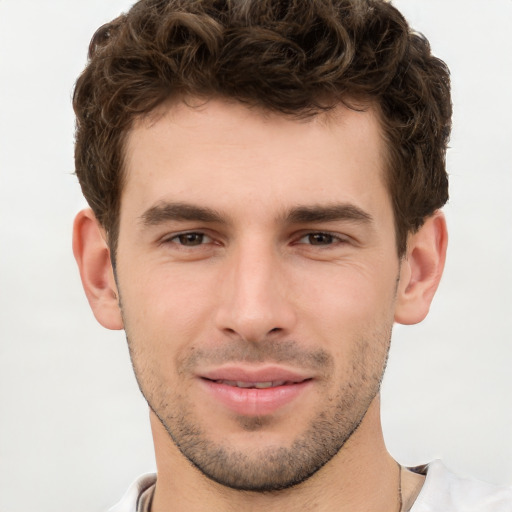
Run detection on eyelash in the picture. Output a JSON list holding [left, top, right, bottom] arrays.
[[163, 232, 214, 247], [295, 232, 348, 247], [162, 230, 348, 248]]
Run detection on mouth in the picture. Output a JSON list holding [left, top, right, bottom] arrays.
[[198, 367, 314, 416], [205, 379, 308, 389]]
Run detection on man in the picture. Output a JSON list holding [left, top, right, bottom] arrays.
[[71, 0, 511, 510]]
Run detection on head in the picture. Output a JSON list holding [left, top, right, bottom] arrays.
[[72, 0, 451, 496], [73, 0, 451, 260]]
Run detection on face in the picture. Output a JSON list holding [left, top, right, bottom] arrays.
[[115, 99, 402, 491]]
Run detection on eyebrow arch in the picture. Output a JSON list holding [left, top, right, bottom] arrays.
[[285, 204, 373, 225], [139, 201, 373, 228], [140, 202, 225, 226]]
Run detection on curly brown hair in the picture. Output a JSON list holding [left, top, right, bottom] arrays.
[[73, 0, 451, 257]]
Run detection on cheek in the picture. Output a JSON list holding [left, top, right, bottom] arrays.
[[298, 262, 398, 327], [295, 264, 397, 380], [118, 265, 216, 362]]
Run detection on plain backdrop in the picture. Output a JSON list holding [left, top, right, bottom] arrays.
[[0, 1, 511, 511]]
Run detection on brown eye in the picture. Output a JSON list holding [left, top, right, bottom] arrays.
[[176, 233, 206, 246], [306, 233, 334, 245]]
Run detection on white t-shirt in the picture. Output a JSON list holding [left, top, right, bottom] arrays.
[[410, 460, 512, 511], [108, 461, 512, 512]]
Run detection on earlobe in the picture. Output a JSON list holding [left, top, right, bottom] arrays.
[[394, 211, 448, 325], [72, 209, 124, 330]]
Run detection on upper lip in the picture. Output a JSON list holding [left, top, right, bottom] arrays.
[[198, 365, 312, 384]]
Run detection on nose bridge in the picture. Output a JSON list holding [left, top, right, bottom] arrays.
[[215, 234, 295, 341]]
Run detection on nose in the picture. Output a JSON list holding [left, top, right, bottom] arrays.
[[214, 238, 297, 343]]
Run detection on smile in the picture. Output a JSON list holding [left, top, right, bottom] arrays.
[[199, 370, 314, 416], [210, 380, 300, 389]]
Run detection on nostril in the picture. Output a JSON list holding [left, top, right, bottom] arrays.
[[269, 327, 281, 334]]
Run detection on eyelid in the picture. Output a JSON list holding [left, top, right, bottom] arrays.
[[295, 231, 349, 245], [160, 230, 213, 246]]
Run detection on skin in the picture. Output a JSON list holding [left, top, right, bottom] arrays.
[[73, 98, 447, 511]]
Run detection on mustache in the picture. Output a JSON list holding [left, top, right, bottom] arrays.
[[178, 339, 334, 374]]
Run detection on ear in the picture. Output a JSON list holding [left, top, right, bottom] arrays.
[[72, 209, 124, 330], [394, 211, 448, 325]]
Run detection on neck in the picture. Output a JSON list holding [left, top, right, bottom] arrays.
[[149, 396, 404, 512]]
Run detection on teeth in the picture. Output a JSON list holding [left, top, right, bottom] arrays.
[[236, 381, 255, 388], [216, 380, 288, 389], [254, 382, 274, 389]]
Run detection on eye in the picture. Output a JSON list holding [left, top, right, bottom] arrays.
[[167, 232, 212, 246], [297, 232, 341, 246]]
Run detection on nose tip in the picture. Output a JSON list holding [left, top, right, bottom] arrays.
[[217, 285, 292, 341], [221, 315, 286, 344]]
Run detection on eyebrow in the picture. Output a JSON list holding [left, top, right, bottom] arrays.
[[285, 204, 373, 225], [139, 201, 373, 227], [140, 202, 225, 226]]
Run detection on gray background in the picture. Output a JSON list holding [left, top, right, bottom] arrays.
[[0, 1, 511, 511]]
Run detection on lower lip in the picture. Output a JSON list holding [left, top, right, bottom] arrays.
[[200, 379, 312, 416]]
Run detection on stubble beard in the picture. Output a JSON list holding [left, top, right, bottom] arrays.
[[126, 331, 392, 493]]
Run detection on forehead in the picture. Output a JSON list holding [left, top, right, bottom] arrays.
[[121, 98, 389, 221]]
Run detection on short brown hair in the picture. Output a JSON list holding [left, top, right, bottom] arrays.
[[73, 0, 451, 257]]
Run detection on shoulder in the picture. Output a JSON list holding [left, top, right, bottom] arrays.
[[411, 460, 512, 512], [107, 473, 157, 512]]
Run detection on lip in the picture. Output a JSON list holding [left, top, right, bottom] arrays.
[[198, 365, 314, 416]]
